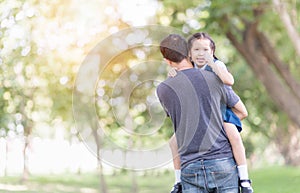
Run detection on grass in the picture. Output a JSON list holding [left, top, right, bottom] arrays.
[[0, 171, 173, 193], [0, 166, 299, 193], [251, 166, 300, 193]]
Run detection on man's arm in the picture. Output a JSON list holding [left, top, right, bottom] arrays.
[[156, 83, 169, 117]]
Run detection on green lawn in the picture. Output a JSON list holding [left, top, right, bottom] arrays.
[[251, 166, 300, 193], [0, 166, 299, 193]]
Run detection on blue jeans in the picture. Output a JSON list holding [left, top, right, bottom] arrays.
[[181, 157, 239, 193]]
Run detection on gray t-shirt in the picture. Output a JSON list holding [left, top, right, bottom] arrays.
[[156, 68, 240, 168]]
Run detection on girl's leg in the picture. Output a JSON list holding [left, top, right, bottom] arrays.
[[223, 122, 247, 166], [224, 122, 253, 192]]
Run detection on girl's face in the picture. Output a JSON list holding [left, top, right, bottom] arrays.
[[189, 38, 214, 68]]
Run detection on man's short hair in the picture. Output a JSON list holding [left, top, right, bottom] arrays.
[[160, 34, 188, 63]]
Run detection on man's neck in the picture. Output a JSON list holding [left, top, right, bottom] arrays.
[[176, 59, 193, 71]]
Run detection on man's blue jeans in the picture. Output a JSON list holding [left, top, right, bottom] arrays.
[[181, 157, 239, 193]]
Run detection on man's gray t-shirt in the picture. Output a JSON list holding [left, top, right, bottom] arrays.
[[156, 68, 240, 168]]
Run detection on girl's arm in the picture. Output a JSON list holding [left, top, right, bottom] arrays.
[[168, 67, 177, 77], [231, 100, 248, 120], [204, 52, 234, 86], [209, 61, 234, 86]]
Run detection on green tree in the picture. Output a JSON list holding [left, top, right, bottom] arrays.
[[0, 0, 39, 180], [0, 0, 128, 189]]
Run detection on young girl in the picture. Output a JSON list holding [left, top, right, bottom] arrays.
[[168, 32, 253, 193]]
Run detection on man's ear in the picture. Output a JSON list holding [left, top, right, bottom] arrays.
[[164, 58, 173, 66]]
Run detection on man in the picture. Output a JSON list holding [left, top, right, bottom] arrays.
[[157, 34, 240, 193]]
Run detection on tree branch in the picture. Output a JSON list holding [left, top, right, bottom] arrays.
[[230, 21, 300, 128], [257, 32, 300, 100], [272, 0, 300, 56]]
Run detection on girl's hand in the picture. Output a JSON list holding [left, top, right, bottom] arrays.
[[204, 52, 214, 65], [168, 68, 177, 77]]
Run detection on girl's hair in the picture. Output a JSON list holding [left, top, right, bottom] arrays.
[[187, 32, 218, 60]]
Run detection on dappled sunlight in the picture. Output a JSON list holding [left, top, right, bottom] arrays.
[[72, 24, 187, 170], [0, 0, 165, 174]]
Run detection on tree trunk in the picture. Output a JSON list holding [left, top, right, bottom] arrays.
[[131, 171, 138, 193], [273, 124, 300, 166], [21, 135, 30, 183], [98, 160, 107, 193], [5, 138, 8, 176], [92, 123, 107, 193]]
